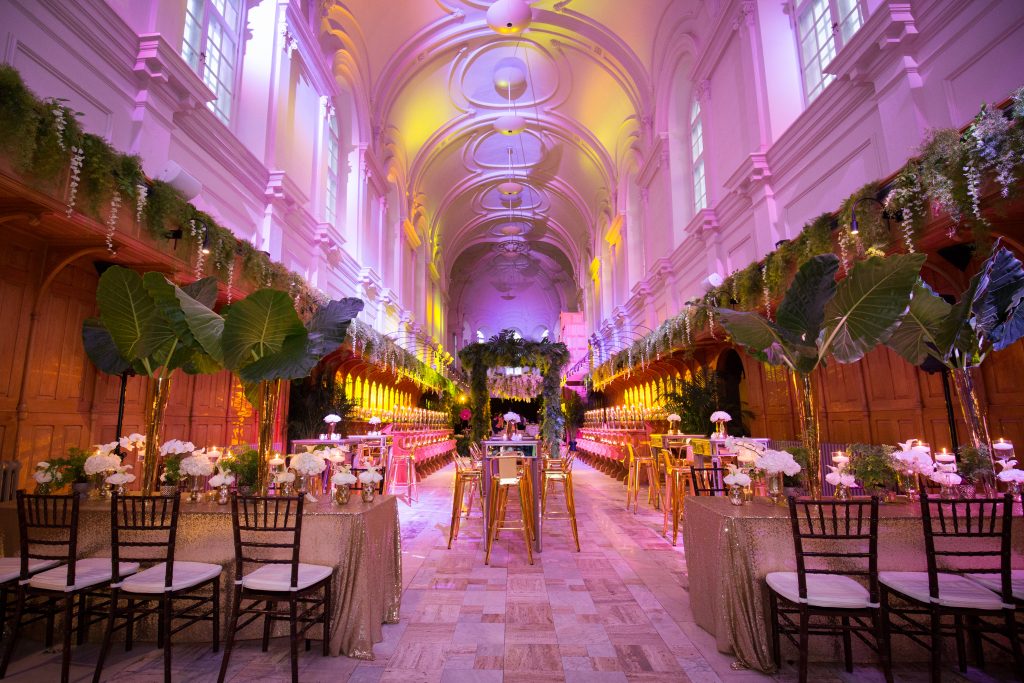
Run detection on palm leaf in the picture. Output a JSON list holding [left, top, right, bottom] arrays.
[[715, 309, 797, 370]]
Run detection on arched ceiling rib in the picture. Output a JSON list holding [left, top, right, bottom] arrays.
[[318, 0, 700, 336]]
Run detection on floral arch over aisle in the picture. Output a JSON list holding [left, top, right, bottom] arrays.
[[458, 329, 570, 450]]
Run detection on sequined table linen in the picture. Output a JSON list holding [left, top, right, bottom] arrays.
[[682, 496, 1023, 673], [0, 495, 402, 660]]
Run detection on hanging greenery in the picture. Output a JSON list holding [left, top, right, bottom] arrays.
[[345, 319, 455, 395], [588, 86, 1024, 387], [458, 329, 570, 449]]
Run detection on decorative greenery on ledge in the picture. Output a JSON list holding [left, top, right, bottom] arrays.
[[0, 65, 327, 314], [588, 86, 1024, 390], [347, 319, 455, 395]]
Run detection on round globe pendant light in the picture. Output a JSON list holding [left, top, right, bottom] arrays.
[[494, 114, 527, 135], [493, 57, 527, 94], [486, 0, 532, 35], [498, 181, 523, 196]]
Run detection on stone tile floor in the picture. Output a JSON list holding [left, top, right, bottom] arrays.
[[2, 461, 1018, 681]]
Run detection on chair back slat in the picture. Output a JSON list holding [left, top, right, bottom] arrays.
[[109, 492, 181, 585], [16, 491, 80, 585], [496, 455, 519, 480], [231, 494, 304, 589], [919, 493, 1015, 604], [788, 496, 879, 603], [688, 465, 727, 496]]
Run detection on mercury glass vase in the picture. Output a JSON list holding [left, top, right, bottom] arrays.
[[361, 485, 376, 503], [898, 471, 918, 502], [216, 484, 230, 505], [90, 475, 108, 500], [334, 485, 351, 505], [834, 483, 849, 501], [188, 477, 201, 503], [767, 473, 784, 505], [729, 484, 744, 506]]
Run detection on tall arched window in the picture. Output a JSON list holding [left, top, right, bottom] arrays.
[[690, 99, 707, 213], [182, 0, 243, 123], [795, 0, 866, 102]]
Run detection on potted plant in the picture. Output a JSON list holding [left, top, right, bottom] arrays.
[[783, 447, 810, 496], [229, 449, 260, 494], [956, 444, 995, 497], [847, 443, 899, 501], [47, 448, 92, 498], [159, 454, 183, 496]]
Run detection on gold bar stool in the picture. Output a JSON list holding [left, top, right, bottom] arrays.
[[387, 442, 418, 502], [660, 444, 693, 545], [448, 454, 483, 549], [625, 443, 661, 513], [484, 454, 534, 565], [541, 448, 581, 552]]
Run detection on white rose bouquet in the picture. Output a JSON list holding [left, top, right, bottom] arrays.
[[754, 448, 803, 477], [105, 465, 136, 487], [275, 470, 296, 485], [291, 451, 327, 477], [84, 446, 121, 476], [503, 411, 521, 423], [324, 414, 342, 424], [358, 466, 383, 486], [118, 433, 146, 451], [667, 414, 681, 422], [710, 411, 732, 423], [180, 453, 214, 478], [209, 468, 236, 488], [332, 467, 357, 487], [160, 440, 196, 457], [33, 462, 53, 487], [723, 464, 751, 488], [825, 465, 857, 488]]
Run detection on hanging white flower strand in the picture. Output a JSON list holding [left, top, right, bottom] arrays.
[[66, 146, 84, 217], [135, 183, 147, 224], [189, 220, 205, 277], [963, 160, 985, 224], [104, 191, 121, 256], [226, 258, 235, 304], [708, 298, 717, 339], [683, 307, 692, 347], [899, 208, 916, 253], [51, 103, 66, 150], [837, 229, 851, 275], [761, 263, 771, 320]]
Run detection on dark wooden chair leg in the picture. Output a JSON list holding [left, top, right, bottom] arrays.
[[162, 596, 173, 682], [212, 578, 221, 653], [842, 616, 853, 672], [967, 615, 984, 669], [954, 614, 967, 673], [60, 596, 75, 683], [76, 593, 88, 645], [217, 588, 243, 683], [322, 581, 332, 657], [872, 609, 894, 683], [769, 591, 781, 669], [288, 597, 299, 683], [798, 608, 810, 683], [92, 589, 118, 683], [262, 600, 275, 651], [0, 586, 26, 677], [930, 609, 942, 683], [1006, 610, 1024, 683], [45, 596, 56, 649], [126, 598, 135, 651]]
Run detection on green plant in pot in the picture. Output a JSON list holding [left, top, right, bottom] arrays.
[[847, 443, 899, 500], [956, 444, 995, 496], [716, 253, 925, 497], [885, 242, 1024, 466], [159, 454, 183, 495], [83, 267, 225, 494], [783, 446, 811, 494], [225, 448, 260, 493], [46, 448, 91, 498]]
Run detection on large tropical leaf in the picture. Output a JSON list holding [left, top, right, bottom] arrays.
[[935, 265, 986, 362], [221, 289, 306, 370], [305, 297, 364, 358], [182, 277, 219, 309], [95, 266, 157, 361], [775, 254, 839, 346], [973, 246, 1024, 351], [885, 281, 952, 366], [236, 332, 319, 383], [143, 272, 197, 348], [175, 286, 225, 365], [715, 309, 797, 370], [821, 252, 925, 364], [81, 318, 132, 375]]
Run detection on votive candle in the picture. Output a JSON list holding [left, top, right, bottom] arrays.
[[993, 438, 1014, 451], [935, 449, 955, 464]]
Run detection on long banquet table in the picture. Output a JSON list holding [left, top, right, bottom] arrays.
[[0, 494, 402, 660], [683, 495, 1024, 673]]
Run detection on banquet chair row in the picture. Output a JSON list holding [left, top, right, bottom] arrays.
[[767, 493, 1023, 683], [0, 491, 333, 683]]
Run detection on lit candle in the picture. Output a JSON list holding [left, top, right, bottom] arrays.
[[993, 438, 1014, 451], [935, 448, 955, 464], [832, 452, 850, 466], [268, 455, 285, 468]]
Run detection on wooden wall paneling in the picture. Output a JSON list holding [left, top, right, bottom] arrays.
[[980, 341, 1024, 446], [0, 242, 36, 456]]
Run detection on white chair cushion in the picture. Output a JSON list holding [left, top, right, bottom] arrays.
[[120, 561, 223, 594], [29, 558, 139, 592], [766, 571, 873, 609], [964, 569, 1024, 601], [0, 557, 60, 584], [241, 563, 332, 592], [879, 571, 1005, 610]]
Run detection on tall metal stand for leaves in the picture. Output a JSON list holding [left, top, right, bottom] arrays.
[[886, 242, 1024, 463], [717, 253, 925, 497]]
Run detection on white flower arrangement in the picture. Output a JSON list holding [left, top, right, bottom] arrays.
[[930, 470, 963, 487], [754, 448, 803, 477], [325, 446, 348, 464], [209, 468, 236, 488], [105, 465, 136, 487], [179, 454, 214, 478], [160, 440, 196, 457], [667, 414, 681, 422], [710, 411, 732, 423], [503, 411, 521, 423], [94, 441, 119, 457], [368, 416, 382, 425], [996, 459, 1018, 470], [119, 433, 146, 450], [358, 466, 383, 486], [290, 451, 327, 477], [825, 465, 857, 488], [331, 468, 357, 487], [892, 442, 936, 476], [33, 462, 53, 485], [324, 414, 342, 424], [723, 464, 751, 488], [275, 471, 296, 485], [84, 452, 121, 476], [998, 468, 1024, 484]]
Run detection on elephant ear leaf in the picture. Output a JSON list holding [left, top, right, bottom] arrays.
[[143, 272, 195, 347], [221, 289, 306, 371], [181, 277, 219, 309], [175, 285, 224, 365], [775, 254, 839, 346], [305, 297, 364, 358], [236, 331, 316, 384], [716, 309, 797, 370], [974, 246, 1024, 351], [885, 281, 952, 366], [821, 253, 926, 364], [95, 265, 156, 361], [82, 318, 132, 375]]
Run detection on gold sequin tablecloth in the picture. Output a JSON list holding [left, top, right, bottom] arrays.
[[682, 496, 1024, 673], [0, 494, 402, 660]]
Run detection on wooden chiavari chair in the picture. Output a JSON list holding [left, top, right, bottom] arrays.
[[92, 492, 221, 683], [218, 495, 333, 683]]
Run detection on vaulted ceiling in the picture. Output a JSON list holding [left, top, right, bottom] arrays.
[[318, 0, 703, 337]]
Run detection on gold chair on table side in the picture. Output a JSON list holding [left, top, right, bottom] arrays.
[[625, 443, 661, 513], [448, 454, 483, 549], [484, 454, 534, 565], [541, 447, 581, 552]]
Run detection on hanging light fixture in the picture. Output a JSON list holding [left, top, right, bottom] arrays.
[[493, 113, 527, 135], [498, 180, 523, 196], [486, 0, 532, 35]]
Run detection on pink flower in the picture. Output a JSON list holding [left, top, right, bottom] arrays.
[[459, 408, 472, 421]]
